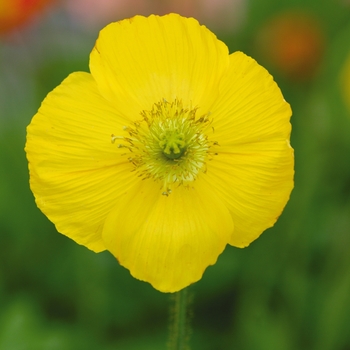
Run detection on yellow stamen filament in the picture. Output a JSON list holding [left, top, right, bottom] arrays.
[[113, 99, 215, 194]]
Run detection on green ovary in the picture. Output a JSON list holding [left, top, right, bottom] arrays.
[[116, 99, 213, 193], [159, 130, 186, 159]]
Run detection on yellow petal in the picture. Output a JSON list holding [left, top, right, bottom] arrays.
[[210, 51, 292, 143], [102, 180, 233, 293], [26, 72, 139, 252], [90, 14, 229, 118], [204, 142, 293, 247], [205, 52, 294, 247]]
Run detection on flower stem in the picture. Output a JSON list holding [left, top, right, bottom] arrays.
[[168, 288, 191, 350]]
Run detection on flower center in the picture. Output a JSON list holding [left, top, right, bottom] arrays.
[[159, 130, 186, 159], [112, 99, 214, 195]]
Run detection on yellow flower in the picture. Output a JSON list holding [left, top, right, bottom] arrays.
[[25, 14, 294, 293], [342, 52, 350, 112]]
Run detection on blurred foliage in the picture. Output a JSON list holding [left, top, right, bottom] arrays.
[[1, 0, 350, 349]]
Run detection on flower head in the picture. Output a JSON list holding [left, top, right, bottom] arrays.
[[0, 0, 53, 34], [26, 14, 294, 292], [256, 11, 325, 82], [342, 52, 350, 113]]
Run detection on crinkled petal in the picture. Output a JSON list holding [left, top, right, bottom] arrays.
[[26, 72, 138, 251], [102, 180, 233, 293], [204, 142, 293, 247], [204, 51, 293, 247], [90, 14, 229, 119], [210, 52, 292, 143]]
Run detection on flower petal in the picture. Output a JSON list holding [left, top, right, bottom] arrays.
[[204, 142, 293, 247], [210, 51, 292, 143], [102, 180, 233, 293], [26, 72, 139, 252], [89, 14, 229, 118], [205, 52, 294, 247]]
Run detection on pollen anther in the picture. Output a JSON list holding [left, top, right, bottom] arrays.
[[113, 99, 213, 193]]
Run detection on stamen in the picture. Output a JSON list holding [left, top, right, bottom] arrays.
[[112, 99, 216, 193], [111, 134, 123, 143]]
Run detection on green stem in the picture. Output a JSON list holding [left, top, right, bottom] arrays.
[[168, 288, 191, 350]]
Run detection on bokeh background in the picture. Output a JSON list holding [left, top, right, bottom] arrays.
[[1, 0, 350, 349]]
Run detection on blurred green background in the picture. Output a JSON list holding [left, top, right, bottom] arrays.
[[1, 0, 350, 349]]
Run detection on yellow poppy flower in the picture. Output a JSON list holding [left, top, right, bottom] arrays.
[[342, 53, 350, 112], [25, 14, 294, 293]]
